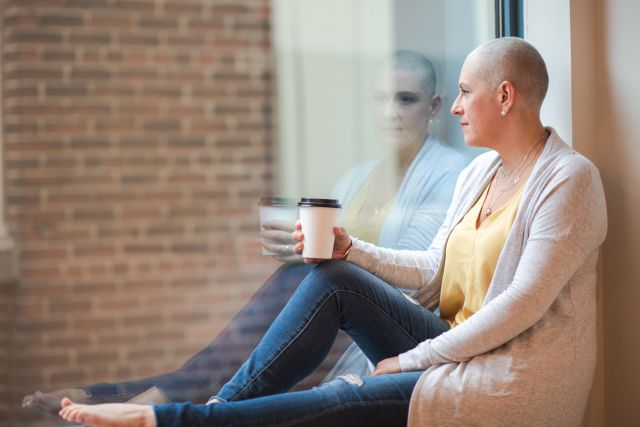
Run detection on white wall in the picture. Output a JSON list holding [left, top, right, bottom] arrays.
[[524, 0, 573, 144]]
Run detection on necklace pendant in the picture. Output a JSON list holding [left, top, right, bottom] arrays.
[[484, 207, 492, 216], [514, 176, 520, 185]]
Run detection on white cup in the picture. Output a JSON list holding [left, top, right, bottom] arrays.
[[298, 198, 342, 259], [258, 197, 298, 255]]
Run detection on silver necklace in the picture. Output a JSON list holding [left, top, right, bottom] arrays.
[[483, 131, 548, 217]]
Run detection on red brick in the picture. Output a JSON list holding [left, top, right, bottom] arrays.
[[69, 68, 111, 80], [187, 17, 225, 31], [164, 2, 202, 13], [119, 33, 160, 46], [210, 4, 251, 15], [111, 1, 155, 12], [42, 50, 77, 61], [39, 14, 84, 26], [90, 14, 134, 29], [73, 209, 115, 221], [21, 248, 69, 261], [5, 30, 64, 44], [45, 84, 88, 97], [5, 67, 64, 79], [139, 17, 179, 29], [167, 35, 207, 46]]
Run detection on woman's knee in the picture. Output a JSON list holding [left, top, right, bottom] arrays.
[[304, 260, 365, 292]]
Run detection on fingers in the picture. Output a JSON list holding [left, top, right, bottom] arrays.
[[260, 228, 296, 244], [260, 224, 297, 258], [261, 219, 296, 232], [292, 241, 323, 264], [261, 241, 291, 258], [372, 357, 401, 376]]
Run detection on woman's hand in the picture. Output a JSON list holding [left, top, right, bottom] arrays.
[[260, 219, 300, 263], [372, 356, 402, 375], [292, 221, 352, 264]]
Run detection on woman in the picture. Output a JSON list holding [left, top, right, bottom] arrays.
[[59, 37, 606, 427], [24, 51, 466, 414]]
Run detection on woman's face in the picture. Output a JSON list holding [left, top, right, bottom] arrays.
[[372, 68, 437, 150], [450, 56, 501, 148]]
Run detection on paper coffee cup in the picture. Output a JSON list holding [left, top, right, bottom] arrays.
[[298, 198, 342, 259], [258, 197, 298, 255]]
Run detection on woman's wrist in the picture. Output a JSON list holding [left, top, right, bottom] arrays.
[[342, 238, 355, 260]]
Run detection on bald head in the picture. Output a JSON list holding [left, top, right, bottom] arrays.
[[379, 50, 437, 98], [469, 37, 548, 110]]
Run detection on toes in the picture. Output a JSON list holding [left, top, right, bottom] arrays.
[[21, 394, 34, 407]]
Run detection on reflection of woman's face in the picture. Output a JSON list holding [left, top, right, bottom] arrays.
[[372, 68, 434, 150]]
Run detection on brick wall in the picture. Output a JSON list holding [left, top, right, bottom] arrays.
[[2, 1, 280, 425], [0, 279, 16, 424]]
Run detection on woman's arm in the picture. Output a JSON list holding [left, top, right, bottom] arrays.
[[342, 162, 471, 290], [398, 159, 607, 371]]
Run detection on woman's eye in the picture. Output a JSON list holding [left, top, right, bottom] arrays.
[[396, 93, 419, 105], [460, 89, 469, 96]]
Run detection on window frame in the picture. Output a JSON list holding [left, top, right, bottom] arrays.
[[497, 0, 524, 38]]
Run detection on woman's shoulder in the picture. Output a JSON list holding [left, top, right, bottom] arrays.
[[539, 133, 602, 185]]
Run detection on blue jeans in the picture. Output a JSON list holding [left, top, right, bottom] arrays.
[[153, 260, 449, 426], [81, 263, 316, 403]]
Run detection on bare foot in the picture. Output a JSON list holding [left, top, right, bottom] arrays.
[[22, 388, 91, 415], [59, 398, 156, 427], [126, 386, 169, 405]]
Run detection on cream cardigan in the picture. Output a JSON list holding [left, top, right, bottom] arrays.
[[346, 128, 607, 426]]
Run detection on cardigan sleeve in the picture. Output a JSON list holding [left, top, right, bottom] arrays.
[[398, 156, 607, 371]]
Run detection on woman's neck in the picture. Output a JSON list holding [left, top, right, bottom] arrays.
[[393, 134, 427, 176], [495, 124, 547, 172]]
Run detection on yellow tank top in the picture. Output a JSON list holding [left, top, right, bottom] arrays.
[[439, 181, 525, 327]]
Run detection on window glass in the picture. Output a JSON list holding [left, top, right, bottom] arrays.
[[274, 0, 494, 197], [2, 1, 495, 424]]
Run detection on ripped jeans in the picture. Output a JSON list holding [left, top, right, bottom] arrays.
[[153, 260, 449, 427]]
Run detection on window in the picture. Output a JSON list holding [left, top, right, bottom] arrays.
[[3, 1, 498, 424]]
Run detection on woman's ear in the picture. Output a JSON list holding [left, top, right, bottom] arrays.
[[429, 95, 441, 117], [499, 81, 515, 115]]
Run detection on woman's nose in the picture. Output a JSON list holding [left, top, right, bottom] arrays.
[[450, 96, 462, 116], [383, 100, 397, 118]]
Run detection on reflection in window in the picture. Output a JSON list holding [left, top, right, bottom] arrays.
[[274, 0, 495, 197], [5, 1, 495, 425]]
